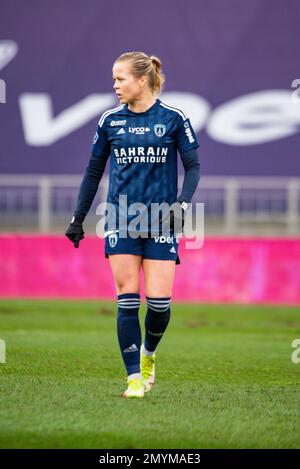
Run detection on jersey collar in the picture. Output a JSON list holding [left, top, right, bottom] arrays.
[[125, 98, 160, 116]]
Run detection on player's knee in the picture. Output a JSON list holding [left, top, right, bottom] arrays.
[[145, 288, 172, 298], [116, 277, 139, 295]]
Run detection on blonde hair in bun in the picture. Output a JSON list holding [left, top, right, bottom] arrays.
[[115, 51, 166, 95]]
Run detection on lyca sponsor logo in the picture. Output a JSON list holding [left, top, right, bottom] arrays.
[[129, 126, 151, 135]]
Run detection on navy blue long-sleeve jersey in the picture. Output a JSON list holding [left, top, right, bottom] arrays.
[[74, 98, 200, 232]]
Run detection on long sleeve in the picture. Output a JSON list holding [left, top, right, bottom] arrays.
[[73, 151, 109, 221], [177, 148, 200, 204], [174, 112, 200, 203], [73, 123, 110, 221]]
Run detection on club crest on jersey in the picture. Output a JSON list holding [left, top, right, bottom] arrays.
[[108, 233, 118, 248], [154, 124, 166, 137]]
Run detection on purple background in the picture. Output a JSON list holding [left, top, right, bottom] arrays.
[[0, 0, 300, 176]]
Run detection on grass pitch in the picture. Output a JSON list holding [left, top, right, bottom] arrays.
[[0, 299, 299, 449]]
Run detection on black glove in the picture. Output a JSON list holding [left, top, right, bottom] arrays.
[[65, 217, 85, 248], [162, 201, 188, 236]]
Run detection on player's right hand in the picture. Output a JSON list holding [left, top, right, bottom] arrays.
[[65, 217, 85, 248]]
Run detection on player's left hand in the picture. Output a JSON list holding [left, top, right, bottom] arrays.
[[162, 201, 186, 236], [65, 217, 85, 248]]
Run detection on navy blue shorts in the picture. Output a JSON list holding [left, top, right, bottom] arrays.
[[104, 232, 180, 265]]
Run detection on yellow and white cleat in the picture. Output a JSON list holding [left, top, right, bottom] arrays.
[[140, 345, 156, 393], [122, 377, 145, 398]]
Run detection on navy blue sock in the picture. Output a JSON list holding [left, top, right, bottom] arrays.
[[117, 293, 141, 376], [144, 297, 171, 352]]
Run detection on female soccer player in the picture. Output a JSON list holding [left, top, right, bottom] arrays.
[[65, 52, 200, 398]]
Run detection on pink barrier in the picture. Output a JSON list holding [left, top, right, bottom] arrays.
[[0, 235, 300, 304]]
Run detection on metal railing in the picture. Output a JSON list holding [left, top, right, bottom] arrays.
[[0, 175, 299, 235]]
